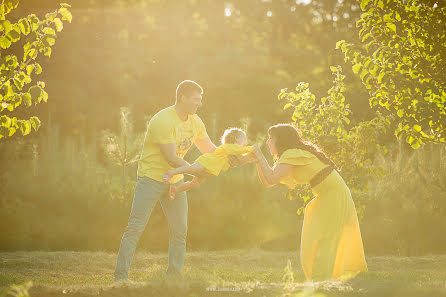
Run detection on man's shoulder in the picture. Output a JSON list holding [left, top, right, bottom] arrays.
[[150, 106, 175, 123]]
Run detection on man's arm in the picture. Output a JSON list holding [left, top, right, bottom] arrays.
[[158, 143, 190, 168], [194, 137, 217, 154]]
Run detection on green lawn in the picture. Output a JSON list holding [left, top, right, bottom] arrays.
[[1, 249, 446, 297]]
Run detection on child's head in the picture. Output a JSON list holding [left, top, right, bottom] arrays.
[[221, 128, 248, 146]]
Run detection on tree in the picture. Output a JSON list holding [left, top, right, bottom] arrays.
[[279, 66, 391, 216], [0, 0, 72, 139], [336, 0, 446, 149]]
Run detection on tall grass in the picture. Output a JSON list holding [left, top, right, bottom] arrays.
[[0, 108, 445, 255]]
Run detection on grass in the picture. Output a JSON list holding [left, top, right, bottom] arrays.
[[1, 249, 446, 297]]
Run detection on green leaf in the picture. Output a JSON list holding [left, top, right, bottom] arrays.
[[8, 127, 16, 136], [362, 33, 371, 42], [406, 135, 415, 144], [44, 47, 52, 57], [377, 0, 384, 10], [386, 23, 396, 32], [45, 36, 56, 46], [18, 18, 30, 35], [411, 141, 421, 149], [34, 63, 42, 74], [0, 36, 11, 49], [22, 92, 32, 106], [335, 40, 344, 50], [26, 64, 34, 75], [45, 12, 57, 22], [25, 48, 37, 60], [360, 0, 370, 11], [397, 109, 404, 118], [13, 78, 22, 90], [413, 124, 421, 132], [1, 20, 12, 32], [60, 3, 72, 8], [29, 85, 41, 103], [22, 120, 31, 135], [28, 14, 40, 31], [384, 13, 394, 22], [360, 69, 368, 80], [58, 7, 72, 23], [352, 63, 362, 74], [54, 17, 63, 32], [41, 90, 48, 102], [283, 103, 293, 110], [42, 27, 56, 36], [30, 116, 40, 131], [6, 27, 20, 41], [377, 71, 386, 83]]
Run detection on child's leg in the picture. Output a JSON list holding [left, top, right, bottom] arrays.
[[163, 163, 206, 184], [169, 177, 206, 200], [171, 163, 206, 176]]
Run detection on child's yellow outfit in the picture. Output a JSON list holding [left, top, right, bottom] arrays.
[[277, 148, 368, 281], [195, 144, 254, 176]]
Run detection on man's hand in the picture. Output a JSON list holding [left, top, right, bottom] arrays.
[[158, 143, 190, 168], [163, 171, 173, 185]]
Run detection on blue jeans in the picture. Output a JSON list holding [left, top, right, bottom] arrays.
[[114, 176, 188, 280]]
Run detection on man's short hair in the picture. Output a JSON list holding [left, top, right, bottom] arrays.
[[176, 80, 203, 102]]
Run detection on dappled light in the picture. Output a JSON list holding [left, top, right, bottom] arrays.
[[1, 0, 445, 296]]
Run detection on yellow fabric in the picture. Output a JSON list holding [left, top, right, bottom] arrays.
[[278, 148, 368, 281], [137, 106, 208, 183], [195, 144, 254, 176], [277, 148, 317, 189]]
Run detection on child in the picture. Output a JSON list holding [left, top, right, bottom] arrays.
[[163, 128, 255, 200]]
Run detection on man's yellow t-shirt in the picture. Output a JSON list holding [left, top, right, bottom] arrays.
[[137, 105, 208, 184]]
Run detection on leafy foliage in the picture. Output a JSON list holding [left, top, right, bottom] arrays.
[[279, 66, 391, 215], [0, 1, 71, 139], [336, 0, 446, 149]]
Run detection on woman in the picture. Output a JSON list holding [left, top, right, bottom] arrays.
[[253, 124, 368, 281]]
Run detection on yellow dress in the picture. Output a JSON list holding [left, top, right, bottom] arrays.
[[277, 149, 368, 281], [195, 144, 254, 176]]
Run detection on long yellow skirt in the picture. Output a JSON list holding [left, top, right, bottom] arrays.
[[300, 171, 368, 281]]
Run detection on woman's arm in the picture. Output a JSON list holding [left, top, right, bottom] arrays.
[[253, 145, 293, 187], [255, 161, 274, 188]]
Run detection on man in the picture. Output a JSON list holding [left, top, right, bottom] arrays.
[[114, 80, 221, 281]]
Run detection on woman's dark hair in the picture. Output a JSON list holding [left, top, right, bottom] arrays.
[[268, 124, 339, 171]]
